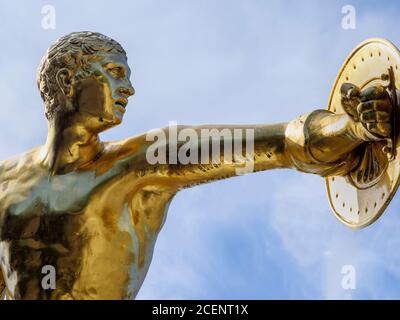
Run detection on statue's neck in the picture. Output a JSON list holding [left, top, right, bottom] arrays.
[[41, 117, 103, 175]]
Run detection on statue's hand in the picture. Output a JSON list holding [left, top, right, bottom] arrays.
[[341, 83, 393, 141]]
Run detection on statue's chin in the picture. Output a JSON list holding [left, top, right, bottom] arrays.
[[93, 115, 122, 132]]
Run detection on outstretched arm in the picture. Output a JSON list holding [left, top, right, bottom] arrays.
[[139, 110, 364, 189], [99, 84, 391, 190]]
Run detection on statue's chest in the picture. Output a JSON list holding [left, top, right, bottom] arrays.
[[0, 166, 176, 253], [0, 169, 117, 218]]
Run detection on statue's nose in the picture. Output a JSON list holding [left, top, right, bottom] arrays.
[[118, 86, 135, 97]]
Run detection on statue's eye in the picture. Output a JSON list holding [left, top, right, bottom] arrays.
[[109, 67, 121, 79], [103, 63, 126, 79]]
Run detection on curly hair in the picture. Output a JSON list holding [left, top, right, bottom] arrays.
[[37, 31, 126, 120]]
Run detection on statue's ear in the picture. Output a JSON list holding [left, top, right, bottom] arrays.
[[56, 68, 74, 97]]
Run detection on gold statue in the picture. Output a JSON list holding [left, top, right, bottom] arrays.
[[0, 32, 398, 299]]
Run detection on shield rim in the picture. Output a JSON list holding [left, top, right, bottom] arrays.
[[325, 38, 400, 229]]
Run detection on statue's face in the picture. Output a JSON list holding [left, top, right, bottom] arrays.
[[74, 52, 135, 131]]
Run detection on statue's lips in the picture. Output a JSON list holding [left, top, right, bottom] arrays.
[[114, 98, 128, 111]]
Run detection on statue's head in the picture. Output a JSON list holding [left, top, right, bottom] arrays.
[[37, 31, 135, 132]]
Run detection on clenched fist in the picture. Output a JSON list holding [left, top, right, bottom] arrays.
[[341, 83, 393, 141]]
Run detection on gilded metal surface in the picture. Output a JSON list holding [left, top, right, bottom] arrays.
[[326, 38, 400, 229], [0, 32, 396, 299]]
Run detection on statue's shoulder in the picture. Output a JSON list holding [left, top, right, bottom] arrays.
[[0, 146, 42, 182], [100, 133, 147, 165]]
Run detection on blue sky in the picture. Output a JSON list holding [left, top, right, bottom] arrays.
[[1, 0, 400, 299]]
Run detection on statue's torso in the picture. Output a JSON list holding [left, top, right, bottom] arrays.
[[0, 148, 176, 299]]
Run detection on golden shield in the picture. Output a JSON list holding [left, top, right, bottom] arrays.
[[326, 38, 400, 229]]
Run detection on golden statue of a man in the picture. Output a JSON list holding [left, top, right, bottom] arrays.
[[0, 32, 395, 299]]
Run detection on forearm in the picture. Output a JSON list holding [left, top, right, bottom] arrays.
[[177, 110, 364, 181]]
